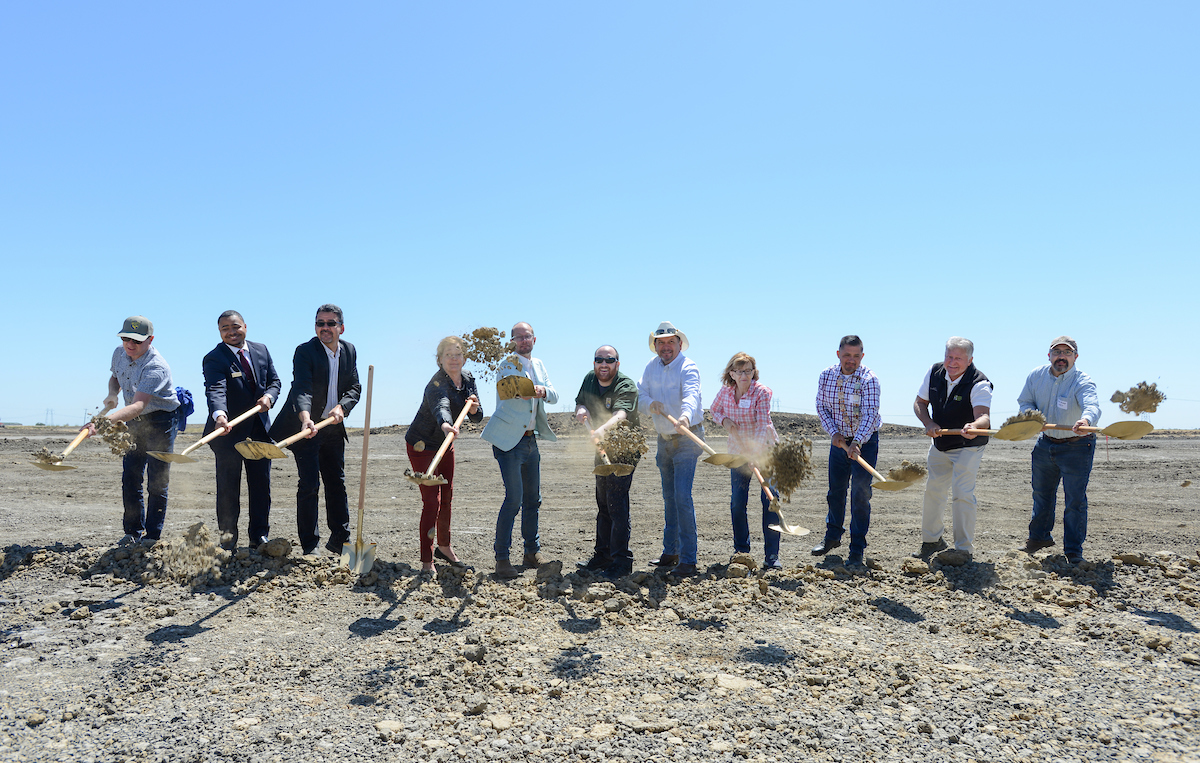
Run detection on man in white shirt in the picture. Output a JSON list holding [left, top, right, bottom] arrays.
[[481, 322, 558, 579], [638, 321, 704, 579], [911, 337, 992, 559]]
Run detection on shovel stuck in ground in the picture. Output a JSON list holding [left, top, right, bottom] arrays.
[[149, 403, 267, 463], [405, 402, 473, 487], [341, 365, 376, 575], [752, 465, 810, 536], [662, 413, 749, 469], [235, 415, 338, 460]]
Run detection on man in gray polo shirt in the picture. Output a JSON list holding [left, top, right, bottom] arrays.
[[85, 316, 180, 546]]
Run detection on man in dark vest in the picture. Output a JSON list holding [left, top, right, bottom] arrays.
[[911, 337, 992, 559]]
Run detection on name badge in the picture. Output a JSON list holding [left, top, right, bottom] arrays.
[[605, 397, 612, 409], [1057, 397, 1069, 410], [848, 393, 861, 404], [738, 398, 752, 409], [232, 371, 243, 378]]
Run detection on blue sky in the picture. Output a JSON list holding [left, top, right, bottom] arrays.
[[3, 3, 1197, 430]]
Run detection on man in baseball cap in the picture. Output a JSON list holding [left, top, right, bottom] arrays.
[[83, 316, 180, 546], [1016, 335, 1100, 564]]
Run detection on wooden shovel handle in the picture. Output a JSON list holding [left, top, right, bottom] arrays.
[[663, 414, 717, 456], [355, 366, 374, 545], [851, 453, 892, 484], [934, 428, 999, 436], [278, 415, 338, 448], [751, 465, 775, 502], [65, 403, 115, 457], [183, 403, 268, 456], [1042, 424, 1101, 434], [425, 398, 473, 475]]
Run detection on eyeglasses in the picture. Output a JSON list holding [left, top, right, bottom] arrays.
[[442, 353, 465, 361], [732, 368, 754, 376], [315, 320, 341, 328], [1049, 349, 1075, 358], [594, 356, 617, 364], [512, 334, 534, 341], [121, 337, 144, 345]]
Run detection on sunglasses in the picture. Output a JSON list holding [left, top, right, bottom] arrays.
[[121, 337, 145, 345], [315, 320, 341, 328], [594, 356, 617, 364]]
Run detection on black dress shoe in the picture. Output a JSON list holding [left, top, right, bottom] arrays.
[[1020, 539, 1055, 554], [434, 547, 467, 567], [811, 539, 841, 556], [600, 563, 633, 580], [650, 554, 679, 567], [576, 555, 612, 571], [325, 538, 348, 555], [668, 563, 698, 578]]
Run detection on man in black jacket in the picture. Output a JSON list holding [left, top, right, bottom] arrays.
[[202, 310, 282, 551], [911, 336, 992, 559], [269, 304, 361, 556]]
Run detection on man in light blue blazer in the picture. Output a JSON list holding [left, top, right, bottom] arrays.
[[481, 322, 558, 579]]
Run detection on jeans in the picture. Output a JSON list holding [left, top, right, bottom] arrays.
[[121, 411, 177, 540], [1029, 435, 1095, 556], [594, 468, 636, 565], [824, 431, 879, 559], [922, 443, 985, 554], [730, 465, 781, 563], [293, 425, 350, 553], [656, 428, 703, 565], [493, 436, 541, 560]]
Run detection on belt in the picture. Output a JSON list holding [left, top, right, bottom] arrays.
[[1043, 433, 1094, 444], [524, 430, 536, 437], [660, 424, 702, 441], [132, 410, 176, 422]]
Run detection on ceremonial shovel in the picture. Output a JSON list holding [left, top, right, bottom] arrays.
[[1042, 421, 1154, 440], [235, 415, 337, 460], [588, 424, 634, 477], [845, 448, 912, 492], [753, 465, 810, 536], [341, 365, 376, 574], [32, 404, 113, 471], [405, 402, 473, 487], [148, 403, 267, 463], [662, 413, 749, 469]]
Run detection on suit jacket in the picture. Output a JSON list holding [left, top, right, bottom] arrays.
[[481, 355, 557, 452], [269, 337, 361, 443], [202, 340, 282, 443]]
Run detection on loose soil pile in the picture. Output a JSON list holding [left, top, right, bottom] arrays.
[[1000, 410, 1046, 428], [1111, 381, 1167, 415], [601, 426, 648, 466], [461, 327, 513, 380], [760, 435, 814, 501], [887, 460, 928, 482]]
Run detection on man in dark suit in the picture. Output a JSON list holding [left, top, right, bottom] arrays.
[[269, 303, 362, 556], [202, 310, 282, 551]]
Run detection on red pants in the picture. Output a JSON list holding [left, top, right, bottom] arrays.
[[407, 441, 455, 564]]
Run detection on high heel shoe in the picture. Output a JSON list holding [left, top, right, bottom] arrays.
[[434, 547, 466, 567]]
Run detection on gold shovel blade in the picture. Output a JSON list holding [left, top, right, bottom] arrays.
[[405, 472, 448, 486], [991, 420, 1046, 441], [235, 439, 287, 460], [341, 540, 376, 574], [1102, 420, 1154, 440], [871, 479, 912, 492], [704, 453, 750, 469], [32, 461, 76, 471], [593, 463, 635, 477], [768, 501, 811, 536], [147, 451, 197, 464], [496, 375, 536, 401]]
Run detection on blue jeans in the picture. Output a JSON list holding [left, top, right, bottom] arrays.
[[293, 425, 350, 553], [594, 468, 636, 564], [731, 465, 781, 562], [122, 411, 177, 540], [656, 428, 703, 565], [1029, 435, 1095, 556], [493, 436, 541, 560], [824, 431, 879, 559]]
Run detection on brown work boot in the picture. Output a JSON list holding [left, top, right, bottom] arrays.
[[494, 559, 519, 579], [522, 552, 545, 568], [650, 554, 679, 567]]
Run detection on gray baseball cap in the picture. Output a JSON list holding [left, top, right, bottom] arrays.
[[1048, 335, 1077, 352], [118, 316, 154, 341]]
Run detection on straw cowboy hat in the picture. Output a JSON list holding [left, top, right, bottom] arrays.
[[648, 321, 689, 352]]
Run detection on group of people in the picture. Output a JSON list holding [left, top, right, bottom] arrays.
[[91, 309, 1102, 576]]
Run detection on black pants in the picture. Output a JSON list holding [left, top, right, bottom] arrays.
[[212, 440, 272, 548], [292, 425, 350, 552]]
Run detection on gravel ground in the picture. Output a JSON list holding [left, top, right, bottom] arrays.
[[1, 419, 1197, 762]]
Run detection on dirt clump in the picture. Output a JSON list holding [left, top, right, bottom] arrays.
[[600, 425, 648, 465], [92, 413, 133, 456], [461, 327, 513, 379], [761, 435, 814, 502], [1002, 409, 1047, 428], [1111, 382, 1166, 415], [887, 459, 928, 482], [32, 447, 60, 465]]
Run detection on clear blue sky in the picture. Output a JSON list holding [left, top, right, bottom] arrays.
[[3, 3, 1197, 430]]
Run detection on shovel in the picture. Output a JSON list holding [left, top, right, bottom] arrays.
[[497, 374, 536, 400], [148, 403, 267, 463], [1041, 420, 1154, 440], [844, 448, 912, 491], [235, 415, 338, 460], [662, 413, 749, 469], [32, 404, 113, 471], [933, 419, 1045, 441], [341, 365, 377, 574], [588, 423, 634, 477], [405, 400, 473, 487], [753, 465, 810, 536]]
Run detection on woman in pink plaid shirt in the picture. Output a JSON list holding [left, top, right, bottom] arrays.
[[709, 352, 782, 569]]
